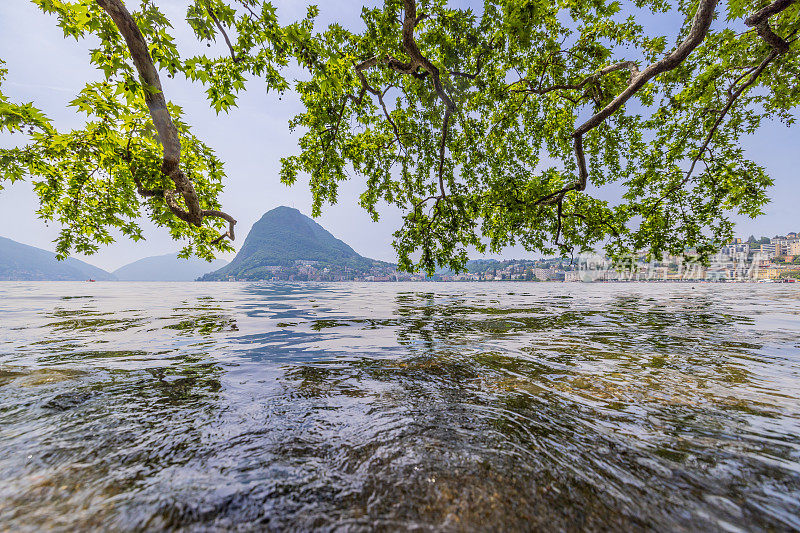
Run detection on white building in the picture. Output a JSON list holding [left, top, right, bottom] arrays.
[[760, 243, 776, 259], [720, 242, 750, 257], [770, 236, 799, 257]]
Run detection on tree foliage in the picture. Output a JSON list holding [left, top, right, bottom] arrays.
[[0, 0, 314, 259], [284, 0, 799, 273], [0, 0, 798, 270]]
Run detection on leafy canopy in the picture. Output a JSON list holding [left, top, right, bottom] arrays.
[[0, 0, 315, 259], [284, 0, 798, 273]]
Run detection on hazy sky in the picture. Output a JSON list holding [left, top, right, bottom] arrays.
[[0, 1, 797, 271]]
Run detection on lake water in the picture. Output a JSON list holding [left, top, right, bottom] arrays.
[[1, 281, 799, 531]]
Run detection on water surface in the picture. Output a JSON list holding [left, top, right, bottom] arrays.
[[1, 282, 799, 531]]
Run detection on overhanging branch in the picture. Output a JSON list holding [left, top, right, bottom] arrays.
[[96, 0, 236, 243]]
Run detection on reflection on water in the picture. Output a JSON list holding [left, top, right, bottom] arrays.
[[1, 282, 799, 531]]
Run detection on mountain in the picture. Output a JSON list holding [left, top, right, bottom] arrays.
[[114, 253, 228, 281], [0, 236, 115, 281], [200, 206, 391, 281]]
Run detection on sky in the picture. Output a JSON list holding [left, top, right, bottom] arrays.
[[0, 0, 797, 272]]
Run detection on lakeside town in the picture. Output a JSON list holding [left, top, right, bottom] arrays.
[[567, 233, 800, 283], [244, 232, 800, 283]]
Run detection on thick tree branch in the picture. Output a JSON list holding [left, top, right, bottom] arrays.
[[95, 0, 236, 243], [533, 0, 718, 209], [400, 0, 456, 197], [573, 0, 718, 136], [204, 209, 237, 242], [745, 0, 796, 52], [527, 0, 718, 251], [745, 0, 796, 26], [646, 0, 795, 215]]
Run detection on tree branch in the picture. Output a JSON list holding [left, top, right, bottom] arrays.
[[532, 0, 718, 208], [514, 60, 640, 96], [449, 44, 494, 80], [96, 0, 236, 243], [354, 61, 406, 153], [204, 209, 237, 242], [745, 0, 796, 52], [205, 3, 240, 62], [648, 46, 786, 216], [745, 0, 796, 26], [352, 0, 458, 203], [646, 0, 795, 216], [573, 0, 718, 134], [399, 0, 455, 199]]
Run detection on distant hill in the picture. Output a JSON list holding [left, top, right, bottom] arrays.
[[200, 206, 389, 281], [436, 257, 570, 275], [0, 236, 115, 281], [114, 253, 228, 281], [438, 259, 500, 274]]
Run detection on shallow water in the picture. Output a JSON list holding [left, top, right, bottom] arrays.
[[1, 281, 799, 531]]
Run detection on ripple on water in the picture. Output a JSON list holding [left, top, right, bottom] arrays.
[[0, 281, 799, 531]]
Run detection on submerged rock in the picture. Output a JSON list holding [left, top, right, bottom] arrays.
[[43, 391, 93, 411]]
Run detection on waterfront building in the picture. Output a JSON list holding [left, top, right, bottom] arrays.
[[760, 243, 777, 259], [721, 242, 750, 256]]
